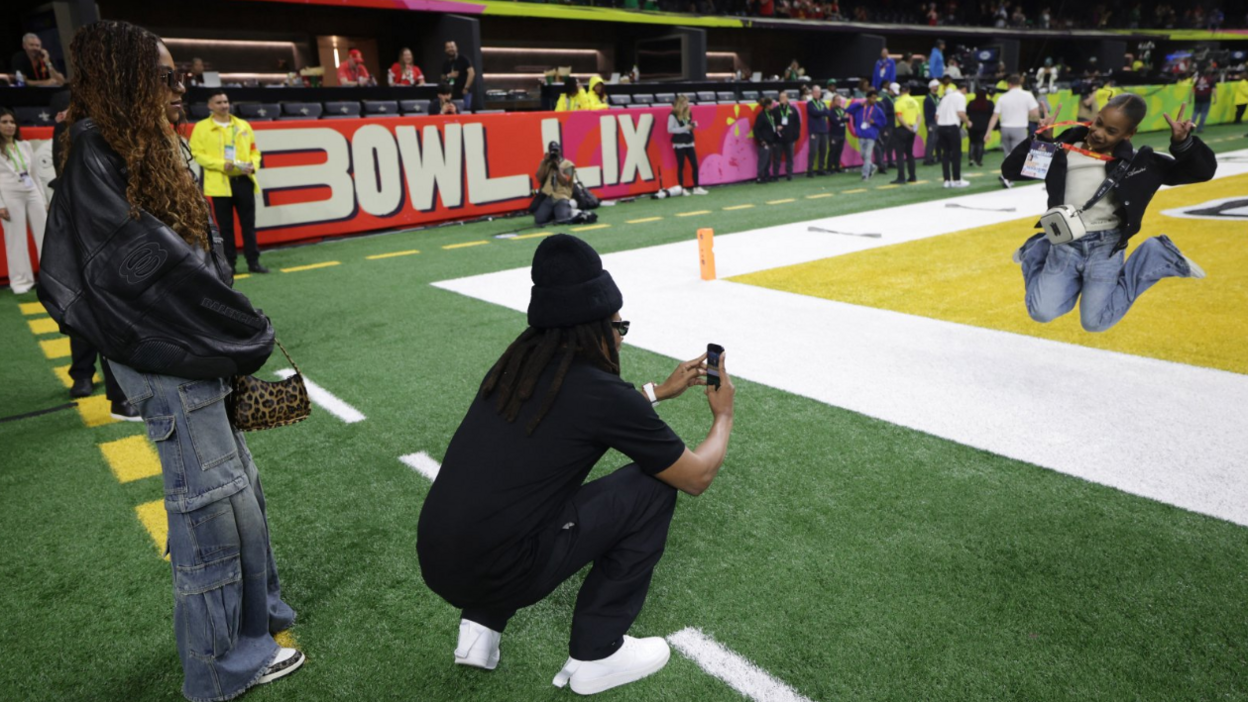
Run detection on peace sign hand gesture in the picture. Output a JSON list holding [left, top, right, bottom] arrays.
[[1037, 102, 1062, 134], [1162, 104, 1194, 144]]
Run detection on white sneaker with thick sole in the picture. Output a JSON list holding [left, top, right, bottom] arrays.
[[552, 635, 670, 695], [257, 647, 305, 685], [999, 174, 1013, 189], [455, 619, 501, 670], [943, 180, 953, 188], [951, 179, 971, 188], [691, 187, 708, 195]]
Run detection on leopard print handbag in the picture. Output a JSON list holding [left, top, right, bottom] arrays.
[[228, 339, 312, 432]]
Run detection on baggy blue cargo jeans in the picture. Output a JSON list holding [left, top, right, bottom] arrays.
[[109, 361, 296, 702]]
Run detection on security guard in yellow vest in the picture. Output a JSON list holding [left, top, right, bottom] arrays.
[[189, 90, 268, 273]]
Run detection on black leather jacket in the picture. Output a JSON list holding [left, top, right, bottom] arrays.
[[1002, 125, 1217, 254], [37, 119, 273, 380]]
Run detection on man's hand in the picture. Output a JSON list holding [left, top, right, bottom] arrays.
[[1163, 104, 1195, 143], [224, 162, 235, 173], [0, 208, 9, 221], [706, 352, 735, 419], [658, 353, 708, 400], [238, 163, 253, 175]]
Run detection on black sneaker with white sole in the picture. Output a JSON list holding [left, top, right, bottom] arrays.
[[258, 648, 305, 685], [110, 400, 143, 422]]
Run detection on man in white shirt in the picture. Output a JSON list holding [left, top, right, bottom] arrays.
[[985, 74, 1040, 188], [936, 81, 971, 187]]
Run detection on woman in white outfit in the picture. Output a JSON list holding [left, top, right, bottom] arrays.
[[0, 108, 48, 295]]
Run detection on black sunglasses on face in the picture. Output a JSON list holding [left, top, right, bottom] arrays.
[[611, 320, 630, 337], [159, 69, 187, 89]]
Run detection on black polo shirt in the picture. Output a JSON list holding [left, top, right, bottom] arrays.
[[417, 358, 686, 607], [10, 51, 52, 82], [441, 54, 472, 98]]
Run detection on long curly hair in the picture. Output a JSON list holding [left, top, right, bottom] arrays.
[[64, 21, 210, 249]]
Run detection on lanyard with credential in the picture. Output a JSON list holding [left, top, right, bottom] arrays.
[[6, 144, 29, 173]]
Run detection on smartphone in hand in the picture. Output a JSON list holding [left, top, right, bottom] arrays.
[[707, 344, 724, 389]]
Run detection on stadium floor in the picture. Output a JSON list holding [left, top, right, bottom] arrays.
[[2, 124, 1247, 702]]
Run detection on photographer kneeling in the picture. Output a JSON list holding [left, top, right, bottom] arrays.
[[533, 142, 577, 226], [418, 234, 735, 696]]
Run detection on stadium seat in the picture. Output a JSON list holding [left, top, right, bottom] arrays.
[[741, 90, 759, 101], [609, 94, 632, 106], [762, 90, 779, 99], [188, 103, 211, 120], [609, 105, 627, 110], [238, 103, 280, 122], [363, 100, 400, 117], [627, 104, 651, 109], [453, 99, 465, 113], [718, 100, 738, 105], [280, 102, 323, 120], [785, 89, 800, 100], [632, 94, 654, 105], [323, 101, 362, 119], [654, 93, 676, 104], [13, 106, 55, 128], [716, 91, 735, 101], [476, 109, 505, 114], [696, 91, 716, 103], [399, 99, 426, 115]]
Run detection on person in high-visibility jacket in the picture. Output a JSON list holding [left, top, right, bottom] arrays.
[[584, 75, 610, 110], [189, 90, 267, 273], [1232, 72, 1248, 125], [555, 77, 588, 112]]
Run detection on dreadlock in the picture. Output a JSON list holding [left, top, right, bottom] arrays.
[[63, 21, 210, 250], [481, 319, 621, 435]]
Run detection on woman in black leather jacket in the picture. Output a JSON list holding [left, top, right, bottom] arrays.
[[37, 21, 305, 701]]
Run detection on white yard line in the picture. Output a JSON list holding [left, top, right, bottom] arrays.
[[400, 451, 441, 480], [273, 369, 366, 424], [667, 628, 815, 702], [432, 151, 1248, 527]]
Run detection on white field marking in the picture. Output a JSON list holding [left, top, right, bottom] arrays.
[[433, 152, 1248, 527], [667, 628, 814, 702], [274, 369, 365, 424], [400, 451, 441, 480]]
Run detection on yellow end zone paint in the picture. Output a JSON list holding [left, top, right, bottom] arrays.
[[27, 318, 59, 335], [40, 337, 71, 360], [443, 240, 490, 250], [134, 500, 169, 560], [18, 302, 45, 316], [76, 395, 118, 428], [54, 364, 99, 389], [723, 204, 755, 210], [100, 435, 162, 483], [734, 174, 1248, 375], [570, 224, 611, 232], [366, 249, 421, 260], [627, 217, 663, 224], [511, 231, 555, 241], [676, 210, 712, 217], [281, 261, 340, 273]]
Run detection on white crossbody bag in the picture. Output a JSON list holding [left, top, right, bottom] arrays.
[[1039, 152, 1135, 245]]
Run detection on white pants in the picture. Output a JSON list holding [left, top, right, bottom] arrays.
[[2, 186, 47, 294]]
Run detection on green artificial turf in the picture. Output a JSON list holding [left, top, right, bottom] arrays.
[[1, 125, 1246, 702]]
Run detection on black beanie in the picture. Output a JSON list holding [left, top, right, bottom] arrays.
[[527, 234, 623, 329]]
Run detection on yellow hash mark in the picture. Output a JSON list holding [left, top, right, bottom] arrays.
[[40, 337, 71, 360], [676, 210, 711, 217], [100, 435, 162, 484], [234, 274, 251, 280], [805, 193, 834, 199], [511, 231, 555, 241], [627, 217, 663, 224], [76, 395, 118, 428], [843, 188, 868, 194], [766, 198, 796, 205], [18, 301, 45, 316], [912, 180, 930, 185], [275, 630, 299, 649], [965, 173, 986, 178], [570, 224, 611, 232], [135, 500, 170, 560], [53, 365, 98, 389], [366, 249, 421, 260], [28, 317, 59, 335], [280, 261, 340, 273], [876, 185, 900, 190], [442, 241, 490, 250], [723, 204, 755, 210]]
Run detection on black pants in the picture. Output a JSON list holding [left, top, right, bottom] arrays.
[[874, 128, 894, 169], [937, 125, 963, 182], [757, 143, 772, 181], [674, 147, 700, 188], [771, 140, 794, 179], [461, 465, 678, 661], [534, 197, 573, 226], [890, 128, 917, 181], [807, 133, 830, 175], [967, 128, 986, 165], [211, 176, 260, 267], [69, 336, 123, 402], [828, 136, 845, 171], [1236, 103, 1246, 124], [924, 125, 941, 164]]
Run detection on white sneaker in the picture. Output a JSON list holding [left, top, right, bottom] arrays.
[[691, 187, 708, 195], [943, 180, 953, 188], [1012, 247, 1024, 264], [999, 175, 1013, 189], [455, 619, 501, 670], [552, 635, 671, 695], [682, 190, 691, 196], [257, 647, 305, 685], [951, 180, 971, 188], [1184, 256, 1207, 279]]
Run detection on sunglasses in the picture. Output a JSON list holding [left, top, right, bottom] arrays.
[[610, 320, 630, 337], [159, 69, 188, 89]]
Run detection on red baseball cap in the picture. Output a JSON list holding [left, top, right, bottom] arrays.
[[348, 49, 363, 60]]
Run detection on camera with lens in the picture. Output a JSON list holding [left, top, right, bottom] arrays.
[[546, 141, 563, 162]]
